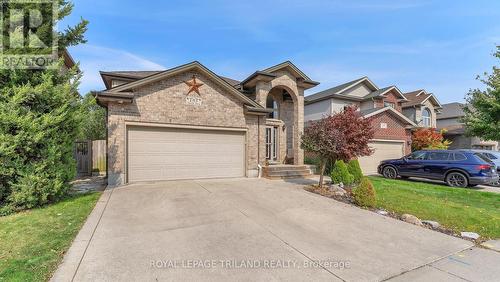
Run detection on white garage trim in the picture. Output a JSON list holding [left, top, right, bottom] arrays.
[[124, 121, 248, 184], [125, 121, 248, 132]]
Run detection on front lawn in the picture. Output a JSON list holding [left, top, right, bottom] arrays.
[[369, 176, 500, 239], [0, 192, 101, 281]]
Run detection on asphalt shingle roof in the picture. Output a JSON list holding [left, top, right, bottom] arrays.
[[359, 108, 381, 116], [101, 71, 241, 86], [437, 102, 465, 119], [363, 86, 394, 99], [304, 77, 366, 102], [402, 90, 431, 107]]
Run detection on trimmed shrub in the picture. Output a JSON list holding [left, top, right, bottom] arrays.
[[352, 177, 377, 208], [330, 160, 354, 186], [347, 159, 364, 184]]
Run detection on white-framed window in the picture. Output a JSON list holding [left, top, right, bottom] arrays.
[[422, 108, 432, 127], [384, 101, 395, 108]]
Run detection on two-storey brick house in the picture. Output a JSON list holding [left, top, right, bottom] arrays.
[[305, 77, 417, 174]]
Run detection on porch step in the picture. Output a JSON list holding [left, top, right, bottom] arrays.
[[263, 165, 313, 180]]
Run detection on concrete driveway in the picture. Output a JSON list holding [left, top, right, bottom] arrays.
[[53, 178, 496, 281]]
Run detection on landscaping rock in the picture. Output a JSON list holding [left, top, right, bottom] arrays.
[[401, 214, 423, 226], [377, 210, 388, 216], [422, 220, 440, 229], [329, 184, 347, 196], [481, 240, 500, 252], [461, 232, 480, 240]]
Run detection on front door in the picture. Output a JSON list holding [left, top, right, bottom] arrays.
[[266, 126, 278, 161]]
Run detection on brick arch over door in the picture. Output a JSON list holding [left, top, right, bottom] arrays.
[[254, 71, 305, 165]]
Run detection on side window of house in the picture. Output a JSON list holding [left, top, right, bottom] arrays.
[[422, 108, 432, 127]]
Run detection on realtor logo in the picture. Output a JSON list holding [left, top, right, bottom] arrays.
[[0, 0, 58, 69]]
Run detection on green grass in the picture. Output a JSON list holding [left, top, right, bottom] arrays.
[[0, 192, 101, 282], [369, 176, 500, 239]]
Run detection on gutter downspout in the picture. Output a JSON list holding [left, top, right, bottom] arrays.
[[257, 116, 261, 178]]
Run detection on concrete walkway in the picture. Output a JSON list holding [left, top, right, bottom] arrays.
[[52, 178, 499, 281]]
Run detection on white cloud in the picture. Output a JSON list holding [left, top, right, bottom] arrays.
[[68, 44, 165, 94]]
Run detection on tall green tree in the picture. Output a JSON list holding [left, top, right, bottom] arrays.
[[462, 46, 500, 141], [78, 93, 106, 141], [0, 1, 88, 214]]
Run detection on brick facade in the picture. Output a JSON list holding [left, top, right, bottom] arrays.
[[106, 70, 267, 186], [103, 65, 308, 186], [374, 90, 403, 112], [370, 111, 412, 154]]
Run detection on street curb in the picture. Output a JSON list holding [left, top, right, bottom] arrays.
[[50, 188, 114, 282]]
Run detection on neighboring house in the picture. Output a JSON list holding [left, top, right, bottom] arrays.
[[437, 102, 498, 151], [305, 77, 416, 174], [401, 90, 442, 128], [95, 61, 319, 186]]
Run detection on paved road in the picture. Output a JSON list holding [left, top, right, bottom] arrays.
[[52, 178, 499, 281]]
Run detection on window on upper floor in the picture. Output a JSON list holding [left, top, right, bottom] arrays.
[[384, 101, 395, 108], [266, 95, 279, 119], [422, 108, 432, 127]]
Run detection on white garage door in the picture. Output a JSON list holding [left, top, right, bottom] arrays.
[[127, 126, 245, 183], [358, 140, 405, 175]]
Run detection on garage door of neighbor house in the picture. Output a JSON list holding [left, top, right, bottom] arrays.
[[127, 126, 246, 183], [358, 140, 405, 175]]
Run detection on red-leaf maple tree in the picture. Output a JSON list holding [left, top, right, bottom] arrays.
[[302, 106, 375, 187], [411, 128, 451, 151]]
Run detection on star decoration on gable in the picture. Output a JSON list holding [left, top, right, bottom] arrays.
[[184, 75, 204, 96]]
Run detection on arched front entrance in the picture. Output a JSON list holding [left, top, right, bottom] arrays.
[[263, 85, 300, 164]]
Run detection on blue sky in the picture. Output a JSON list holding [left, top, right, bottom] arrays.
[[63, 0, 500, 103]]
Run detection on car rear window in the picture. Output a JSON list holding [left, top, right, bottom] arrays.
[[453, 153, 467, 161], [485, 153, 498, 160], [474, 153, 492, 163], [427, 152, 450, 161]]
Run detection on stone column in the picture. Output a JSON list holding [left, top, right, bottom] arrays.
[[254, 81, 271, 107], [294, 90, 305, 165]]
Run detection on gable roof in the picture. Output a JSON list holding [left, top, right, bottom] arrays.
[[402, 90, 443, 108], [241, 61, 319, 90], [96, 61, 264, 109], [100, 70, 241, 89], [363, 85, 407, 100], [263, 61, 313, 81], [305, 77, 408, 104], [437, 102, 465, 119], [360, 107, 417, 126], [305, 77, 375, 103]]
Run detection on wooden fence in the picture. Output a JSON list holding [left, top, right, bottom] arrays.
[[75, 140, 106, 175], [92, 140, 106, 174]]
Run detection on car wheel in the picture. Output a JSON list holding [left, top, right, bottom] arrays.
[[382, 166, 398, 179], [446, 172, 468, 188]]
